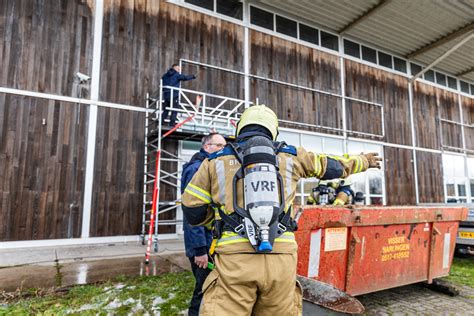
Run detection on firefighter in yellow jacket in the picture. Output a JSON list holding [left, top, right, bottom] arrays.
[[181, 105, 382, 315]]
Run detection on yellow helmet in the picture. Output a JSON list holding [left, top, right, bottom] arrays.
[[237, 105, 279, 140]]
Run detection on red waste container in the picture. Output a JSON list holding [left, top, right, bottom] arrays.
[[295, 206, 468, 296]]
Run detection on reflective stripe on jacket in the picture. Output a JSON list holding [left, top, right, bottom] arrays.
[[182, 146, 369, 254]]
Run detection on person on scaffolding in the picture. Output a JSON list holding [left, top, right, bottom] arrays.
[[181, 132, 226, 316], [161, 63, 196, 127], [181, 105, 382, 315]]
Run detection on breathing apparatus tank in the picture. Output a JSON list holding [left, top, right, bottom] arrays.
[[231, 136, 285, 252], [314, 180, 336, 205]]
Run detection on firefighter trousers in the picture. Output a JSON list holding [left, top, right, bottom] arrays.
[[200, 252, 302, 316]]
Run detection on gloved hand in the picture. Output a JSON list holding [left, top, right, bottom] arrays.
[[363, 152, 382, 169]]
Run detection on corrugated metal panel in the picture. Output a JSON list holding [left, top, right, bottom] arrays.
[[257, 0, 474, 81], [257, 0, 378, 32]]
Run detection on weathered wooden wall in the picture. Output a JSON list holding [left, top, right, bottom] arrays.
[[2, 0, 474, 241], [345, 60, 411, 145], [416, 151, 444, 203], [0, 95, 88, 240], [90, 108, 145, 236], [100, 0, 244, 106], [91, 0, 245, 236], [438, 89, 462, 150], [0, 0, 93, 240], [384, 147, 416, 205], [249, 30, 342, 134], [462, 96, 474, 151], [0, 0, 94, 95], [412, 82, 441, 150]]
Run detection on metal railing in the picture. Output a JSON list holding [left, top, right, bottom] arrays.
[[181, 58, 385, 138]]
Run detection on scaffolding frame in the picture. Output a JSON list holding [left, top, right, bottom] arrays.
[[142, 81, 247, 254]]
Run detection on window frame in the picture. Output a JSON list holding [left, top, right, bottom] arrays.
[[443, 154, 472, 204]]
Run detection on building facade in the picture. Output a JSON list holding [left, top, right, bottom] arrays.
[[1, 0, 473, 243]]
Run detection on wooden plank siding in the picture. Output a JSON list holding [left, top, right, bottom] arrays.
[[0, 0, 93, 241], [412, 82, 441, 150], [0, 95, 88, 240], [249, 30, 342, 135], [3, 0, 474, 243], [89, 108, 145, 236], [462, 96, 474, 151], [0, 0, 93, 95], [416, 151, 444, 203], [93, 1, 244, 236], [384, 147, 416, 205], [345, 60, 411, 145], [438, 89, 462, 150], [100, 0, 244, 107]]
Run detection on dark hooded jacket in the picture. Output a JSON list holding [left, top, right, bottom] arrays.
[[181, 149, 213, 258], [162, 68, 195, 100]]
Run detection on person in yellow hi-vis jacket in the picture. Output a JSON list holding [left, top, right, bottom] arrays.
[[181, 105, 382, 315]]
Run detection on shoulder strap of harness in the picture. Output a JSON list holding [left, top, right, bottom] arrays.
[[274, 141, 297, 156], [208, 146, 235, 160]]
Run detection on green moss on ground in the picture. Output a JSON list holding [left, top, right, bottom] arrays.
[[444, 257, 474, 288], [0, 271, 194, 315]]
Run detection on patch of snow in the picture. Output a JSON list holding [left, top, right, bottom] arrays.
[[152, 296, 166, 306], [78, 303, 101, 311], [64, 303, 101, 314], [131, 298, 145, 314], [114, 284, 125, 290], [105, 298, 123, 310], [123, 298, 136, 305]]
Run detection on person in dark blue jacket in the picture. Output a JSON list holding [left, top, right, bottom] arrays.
[[161, 64, 196, 126], [180, 132, 226, 316]]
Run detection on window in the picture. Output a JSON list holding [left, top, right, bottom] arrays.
[[471, 84, 474, 96], [276, 15, 297, 38], [470, 179, 474, 198], [436, 72, 446, 86], [410, 63, 422, 76], [424, 70, 435, 82], [250, 6, 274, 30], [300, 134, 323, 152], [299, 24, 319, 45], [378, 51, 392, 69], [443, 154, 469, 203], [393, 57, 407, 73], [344, 39, 360, 58], [185, 0, 213, 11], [278, 130, 300, 147], [468, 158, 474, 202], [460, 81, 470, 93], [361, 46, 377, 63], [347, 141, 384, 205], [216, 0, 242, 20], [320, 31, 338, 51], [277, 135, 385, 206], [447, 76, 457, 89], [323, 138, 344, 156]]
